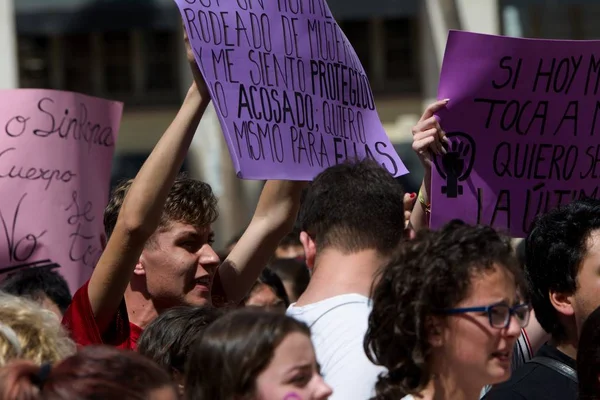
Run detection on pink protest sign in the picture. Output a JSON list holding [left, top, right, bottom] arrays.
[[432, 30, 600, 237], [0, 89, 122, 293], [175, 0, 407, 180]]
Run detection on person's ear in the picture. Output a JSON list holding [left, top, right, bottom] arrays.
[[300, 231, 316, 270], [549, 289, 575, 318]]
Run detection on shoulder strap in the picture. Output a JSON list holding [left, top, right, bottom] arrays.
[[527, 356, 578, 383]]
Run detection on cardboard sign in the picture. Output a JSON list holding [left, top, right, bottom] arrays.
[[432, 31, 600, 237], [175, 0, 407, 180], [0, 89, 122, 293]]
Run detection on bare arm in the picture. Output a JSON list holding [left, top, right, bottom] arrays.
[[408, 99, 449, 233], [88, 26, 210, 327], [217, 180, 306, 304], [89, 85, 209, 327]]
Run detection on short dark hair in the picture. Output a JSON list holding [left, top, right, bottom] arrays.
[[364, 221, 525, 399], [577, 305, 600, 400], [0, 267, 71, 314], [278, 231, 301, 248], [104, 173, 219, 239], [268, 258, 310, 300], [0, 345, 175, 400], [185, 308, 310, 400], [526, 199, 600, 341], [137, 306, 223, 375], [296, 159, 405, 255], [243, 269, 290, 309]]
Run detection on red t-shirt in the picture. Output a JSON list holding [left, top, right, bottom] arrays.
[[62, 281, 143, 350], [62, 271, 228, 350]]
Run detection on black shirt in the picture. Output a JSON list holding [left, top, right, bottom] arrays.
[[483, 343, 577, 400]]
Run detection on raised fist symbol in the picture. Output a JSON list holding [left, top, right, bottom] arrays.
[[433, 132, 476, 198]]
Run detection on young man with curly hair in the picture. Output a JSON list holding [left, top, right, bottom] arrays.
[[62, 28, 304, 349]]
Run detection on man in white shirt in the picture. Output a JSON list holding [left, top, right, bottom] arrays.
[[286, 160, 406, 400]]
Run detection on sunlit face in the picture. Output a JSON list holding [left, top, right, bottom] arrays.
[[571, 230, 600, 338], [254, 332, 332, 400], [434, 265, 522, 388], [136, 221, 220, 309], [245, 284, 286, 312]]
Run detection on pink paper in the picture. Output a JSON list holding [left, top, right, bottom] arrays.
[[174, 0, 407, 180], [0, 89, 122, 293], [432, 30, 600, 237]]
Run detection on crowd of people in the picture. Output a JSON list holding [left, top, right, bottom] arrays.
[[1, 26, 600, 400]]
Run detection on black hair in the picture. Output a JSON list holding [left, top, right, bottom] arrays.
[[0, 267, 71, 314], [137, 306, 223, 375], [526, 198, 600, 341], [296, 159, 405, 255], [243, 269, 290, 309], [278, 231, 301, 248]]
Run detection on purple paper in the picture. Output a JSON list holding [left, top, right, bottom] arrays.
[[432, 30, 600, 237], [174, 0, 407, 180]]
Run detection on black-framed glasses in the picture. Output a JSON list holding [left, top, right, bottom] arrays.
[[437, 302, 531, 329]]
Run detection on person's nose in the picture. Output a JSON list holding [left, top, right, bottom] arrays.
[[312, 374, 333, 400], [198, 244, 220, 270], [505, 312, 522, 338]]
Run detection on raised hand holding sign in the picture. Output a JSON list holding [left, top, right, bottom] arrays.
[[174, 0, 407, 180], [432, 31, 600, 237]]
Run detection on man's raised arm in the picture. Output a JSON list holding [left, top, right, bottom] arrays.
[[87, 30, 210, 328], [216, 180, 306, 304]]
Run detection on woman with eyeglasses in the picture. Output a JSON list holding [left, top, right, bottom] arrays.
[[364, 221, 531, 400]]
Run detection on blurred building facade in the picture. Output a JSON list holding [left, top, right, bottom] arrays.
[[8, 0, 600, 246]]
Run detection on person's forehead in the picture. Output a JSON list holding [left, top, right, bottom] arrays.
[[584, 229, 600, 252], [158, 221, 213, 236]]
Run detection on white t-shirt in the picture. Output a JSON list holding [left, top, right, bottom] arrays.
[[286, 294, 385, 400]]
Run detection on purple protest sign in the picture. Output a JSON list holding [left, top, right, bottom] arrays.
[[174, 0, 407, 180], [431, 30, 600, 237]]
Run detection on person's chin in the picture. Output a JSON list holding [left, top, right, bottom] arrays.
[[185, 288, 211, 306], [486, 362, 512, 384]]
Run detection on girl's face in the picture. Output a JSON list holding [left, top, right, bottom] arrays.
[[435, 265, 523, 388], [254, 332, 332, 400]]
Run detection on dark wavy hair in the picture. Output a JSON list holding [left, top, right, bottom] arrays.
[[184, 308, 310, 400], [364, 221, 526, 400], [526, 198, 600, 341]]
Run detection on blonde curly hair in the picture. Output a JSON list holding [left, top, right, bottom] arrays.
[[0, 292, 75, 366]]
